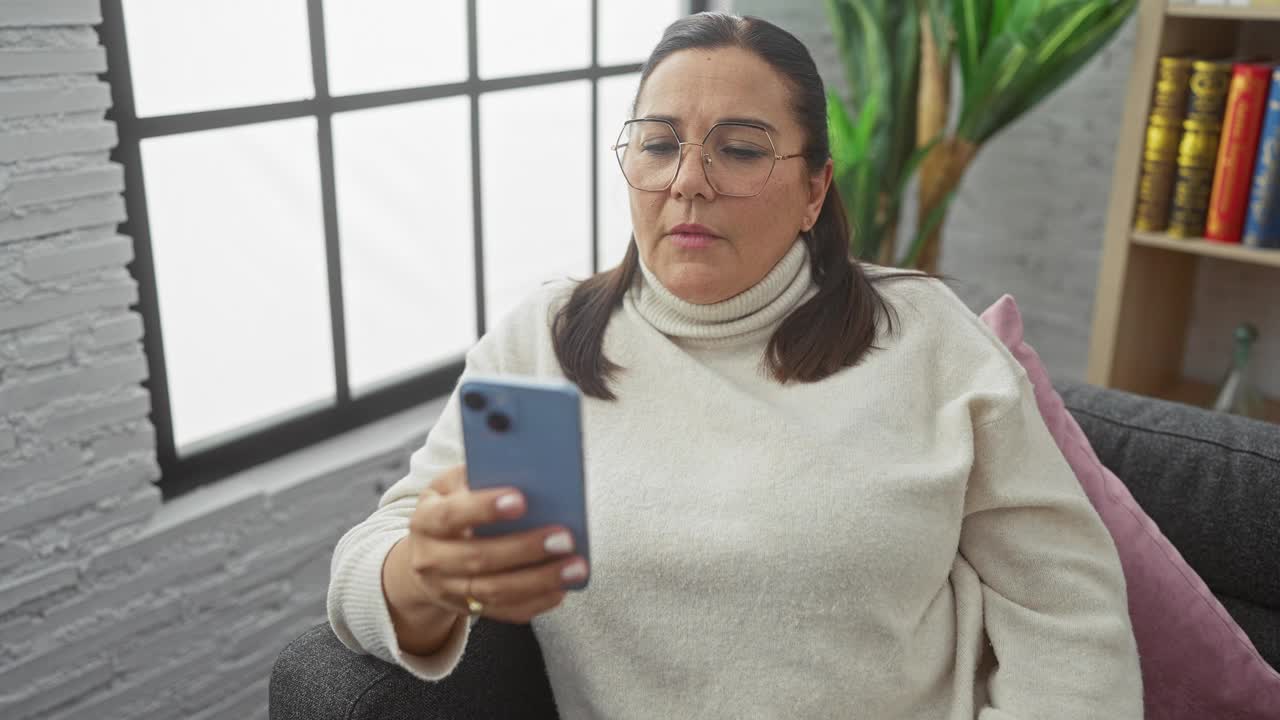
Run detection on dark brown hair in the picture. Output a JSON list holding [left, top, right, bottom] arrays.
[[552, 12, 925, 401]]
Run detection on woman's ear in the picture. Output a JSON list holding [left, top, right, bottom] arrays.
[[804, 158, 833, 229]]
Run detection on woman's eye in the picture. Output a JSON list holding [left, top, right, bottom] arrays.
[[641, 142, 677, 155], [721, 145, 767, 160]]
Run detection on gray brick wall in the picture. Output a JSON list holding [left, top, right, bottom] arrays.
[[733, 2, 1278, 395], [3, 2, 1264, 717], [0, 3, 424, 718]]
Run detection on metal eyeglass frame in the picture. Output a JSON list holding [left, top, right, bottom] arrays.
[[611, 118, 805, 197]]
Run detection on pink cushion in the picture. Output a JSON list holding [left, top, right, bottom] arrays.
[[979, 294, 1280, 719]]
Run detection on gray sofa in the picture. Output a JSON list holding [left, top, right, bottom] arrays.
[[269, 380, 1280, 719]]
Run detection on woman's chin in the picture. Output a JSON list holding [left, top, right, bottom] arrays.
[[660, 266, 736, 305]]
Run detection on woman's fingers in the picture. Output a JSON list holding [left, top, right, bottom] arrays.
[[428, 465, 469, 495], [410, 483, 526, 539], [436, 555, 589, 612], [404, 465, 582, 624], [418, 526, 577, 577]]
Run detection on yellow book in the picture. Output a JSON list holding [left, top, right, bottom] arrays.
[[1135, 56, 1193, 231], [1168, 60, 1233, 237]]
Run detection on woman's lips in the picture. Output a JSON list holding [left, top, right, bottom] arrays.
[[670, 232, 717, 249]]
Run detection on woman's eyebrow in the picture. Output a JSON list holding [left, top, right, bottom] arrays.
[[642, 113, 778, 134]]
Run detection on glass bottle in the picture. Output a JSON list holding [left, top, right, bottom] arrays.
[[1211, 322, 1265, 419]]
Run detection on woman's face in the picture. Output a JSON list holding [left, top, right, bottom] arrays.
[[627, 46, 832, 305]]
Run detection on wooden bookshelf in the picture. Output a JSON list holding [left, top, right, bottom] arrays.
[[1088, 0, 1280, 424], [1166, 4, 1280, 22], [1131, 231, 1280, 267], [1161, 378, 1280, 423]]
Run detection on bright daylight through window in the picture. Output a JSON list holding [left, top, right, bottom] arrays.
[[108, 0, 690, 495]]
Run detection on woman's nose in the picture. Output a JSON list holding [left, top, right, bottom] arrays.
[[669, 144, 716, 200]]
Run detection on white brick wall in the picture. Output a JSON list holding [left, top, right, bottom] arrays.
[[0, 4, 427, 719]]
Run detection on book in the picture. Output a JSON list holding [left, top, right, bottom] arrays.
[[1134, 56, 1193, 232], [1242, 67, 1280, 248], [1169, 60, 1233, 238], [1206, 63, 1273, 244]]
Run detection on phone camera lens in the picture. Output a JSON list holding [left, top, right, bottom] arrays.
[[463, 391, 487, 411], [486, 412, 511, 433]]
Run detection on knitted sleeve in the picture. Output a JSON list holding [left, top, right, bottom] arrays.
[[960, 378, 1143, 718]]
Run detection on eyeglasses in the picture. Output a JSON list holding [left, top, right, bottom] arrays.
[[611, 119, 804, 198]]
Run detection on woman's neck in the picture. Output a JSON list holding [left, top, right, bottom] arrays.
[[630, 238, 815, 344]]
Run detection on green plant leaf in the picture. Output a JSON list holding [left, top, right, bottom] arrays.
[[850, 91, 881, 161], [825, 0, 860, 102], [826, 89, 860, 178], [988, 0, 1013, 37], [893, 133, 945, 203], [919, 0, 954, 63], [952, 0, 991, 90], [886, 1, 921, 187], [823, 0, 1131, 266], [849, 92, 884, 259], [900, 188, 957, 267], [960, 0, 1134, 142], [825, 0, 854, 65], [828, 82, 884, 259], [826, 0, 925, 261], [955, 26, 1031, 140], [998, 0, 1046, 36], [996, 0, 1135, 131], [827, 0, 889, 128]]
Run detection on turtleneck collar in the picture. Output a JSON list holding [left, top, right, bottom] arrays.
[[629, 238, 815, 344]]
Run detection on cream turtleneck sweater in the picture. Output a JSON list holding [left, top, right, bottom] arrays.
[[327, 239, 1143, 719]]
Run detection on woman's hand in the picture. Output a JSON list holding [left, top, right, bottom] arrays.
[[390, 464, 588, 626]]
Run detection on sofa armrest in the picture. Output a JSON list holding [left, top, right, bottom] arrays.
[[1056, 378, 1280, 669], [270, 620, 559, 720]]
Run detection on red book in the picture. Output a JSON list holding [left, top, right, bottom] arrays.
[[1206, 62, 1274, 244]]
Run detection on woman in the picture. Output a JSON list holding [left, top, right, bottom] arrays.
[[328, 12, 1142, 719]]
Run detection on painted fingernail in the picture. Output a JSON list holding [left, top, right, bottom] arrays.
[[561, 560, 587, 582], [495, 493, 522, 513], [544, 531, 573, 554]]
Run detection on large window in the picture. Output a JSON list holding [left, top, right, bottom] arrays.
[[101, 0, 704, 499]]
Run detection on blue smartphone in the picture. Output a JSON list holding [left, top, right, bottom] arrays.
[[458, 375, 590, 590]]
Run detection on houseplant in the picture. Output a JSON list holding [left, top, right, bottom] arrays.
[[826, 0, 1137, 271]]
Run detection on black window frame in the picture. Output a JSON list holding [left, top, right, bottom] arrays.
[[100, 0, 708, 500]]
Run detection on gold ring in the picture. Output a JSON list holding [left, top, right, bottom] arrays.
[[466, 596, 484, 617]]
